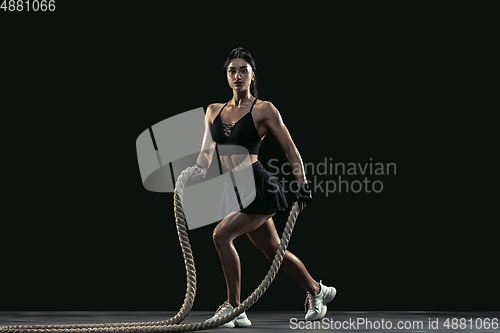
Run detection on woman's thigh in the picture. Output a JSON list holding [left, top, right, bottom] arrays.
[[214, 212, 275, 241], [246, 217, 281, 254]]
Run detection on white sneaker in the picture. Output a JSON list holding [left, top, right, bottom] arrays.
[[206, 301, 252, 328], [304, 280, 337, 321]]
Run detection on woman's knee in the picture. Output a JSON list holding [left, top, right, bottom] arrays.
[[213, 227, 231, 248]]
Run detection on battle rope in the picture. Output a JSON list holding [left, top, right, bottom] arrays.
[[1, 166, 301, 333]]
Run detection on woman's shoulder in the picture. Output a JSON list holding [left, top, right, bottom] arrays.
[[206, 102, 227, 116], [206, 102, 226, 112], [254, 99, 280, 120], [205, 102, 227, 124], [255, 98, 272, 107]]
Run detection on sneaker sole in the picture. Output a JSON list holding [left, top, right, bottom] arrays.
[[220, 320, 236, 328], [206, 318, 236, 328], [235, 321, 252, 328]]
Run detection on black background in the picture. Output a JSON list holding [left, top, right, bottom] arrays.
[[1, 3, 497, 312]]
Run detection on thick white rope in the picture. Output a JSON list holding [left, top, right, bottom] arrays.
[[1, 167, 300, 332]]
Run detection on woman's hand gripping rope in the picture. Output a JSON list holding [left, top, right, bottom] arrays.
[[295, 182, 312, 212], [191, 163, 207, 180]]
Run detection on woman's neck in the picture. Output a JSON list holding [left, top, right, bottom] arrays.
[[231, 90, 254, 107]]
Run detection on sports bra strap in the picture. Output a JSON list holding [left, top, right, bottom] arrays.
[[213, 102, 228, 124], [218, 102, 229, 115], [249, 98, 258, 112]]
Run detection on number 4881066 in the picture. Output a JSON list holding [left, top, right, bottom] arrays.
[[1, 0, 56, 11]]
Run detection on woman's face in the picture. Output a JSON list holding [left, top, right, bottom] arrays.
[[227, 58, 254, 93]]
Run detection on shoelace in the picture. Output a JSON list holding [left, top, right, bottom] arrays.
[[304, 292, 321, 313], [215, 301, 231, 316]]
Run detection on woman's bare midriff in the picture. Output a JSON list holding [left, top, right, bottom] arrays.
[[219, 154, 259, 172]]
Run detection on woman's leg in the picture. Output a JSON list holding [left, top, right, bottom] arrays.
[[246, 217, 321, 295], [213, 211, 275, 307]]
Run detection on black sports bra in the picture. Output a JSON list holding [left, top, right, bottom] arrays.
[[211, 98, 261, 156]]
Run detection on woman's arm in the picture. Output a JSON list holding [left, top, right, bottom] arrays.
[[193, 104, 218, 179], [262, 102, 307, 184]]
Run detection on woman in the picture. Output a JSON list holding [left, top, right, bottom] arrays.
[[192, 47, 336, 328]]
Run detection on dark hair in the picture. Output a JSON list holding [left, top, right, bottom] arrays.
[[223, 47, 258, 98]]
